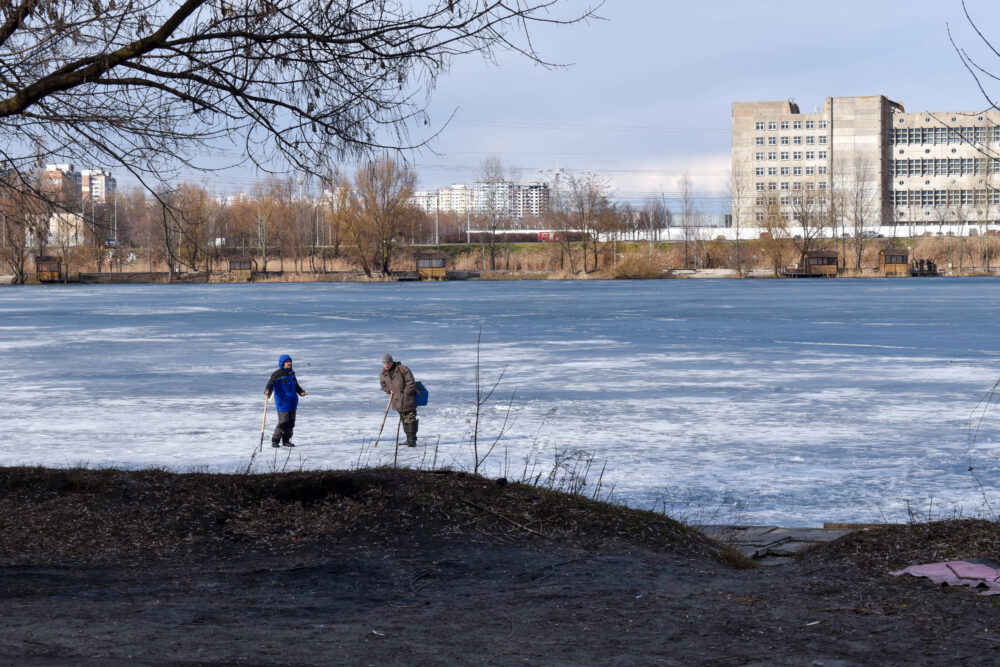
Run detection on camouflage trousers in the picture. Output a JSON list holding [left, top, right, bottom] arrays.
[[399, 410, 417, 425]]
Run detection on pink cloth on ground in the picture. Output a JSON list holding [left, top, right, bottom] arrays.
[[890, 561, 1000, 595]]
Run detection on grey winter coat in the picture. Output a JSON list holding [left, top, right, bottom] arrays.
[[380, 362, 417, 413]]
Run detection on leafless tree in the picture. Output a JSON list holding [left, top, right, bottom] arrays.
[[640, 198, 669, 267], [677, 172, 699, 269], [833, 154, 880, 271], [759, 199, 791, 277], [0, 172, 47, 283], [565, 171, 613, 273], [728, 157, 752, 276], [476, 156, 519, 270], [344, 156, 416, 277]]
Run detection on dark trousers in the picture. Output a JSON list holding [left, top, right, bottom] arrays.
[[272, 410, 296, 443]]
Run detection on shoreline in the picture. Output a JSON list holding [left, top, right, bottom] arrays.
[[3, 266, 988, 285]]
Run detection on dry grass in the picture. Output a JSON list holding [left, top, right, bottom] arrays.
[[0, 466, 749, 567], [799, 519, 1000, 572]]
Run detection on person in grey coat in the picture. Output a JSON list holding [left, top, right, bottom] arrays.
[[379, 353, 418, 447]]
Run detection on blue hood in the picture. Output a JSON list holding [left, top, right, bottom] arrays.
[[278, 354, 292, 368]]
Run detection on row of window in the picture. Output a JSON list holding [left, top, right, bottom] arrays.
[[755, 196, 828, 207], [755, 166, 828, 176], [756, 181, 829, 191], [889, 126, 1000, 146], [890, 189, 1000, 207], [890, 158, 1000, 177], [754, 135, 828, 146], [755, 120, 828, 131], [755, 151, 828, 161]]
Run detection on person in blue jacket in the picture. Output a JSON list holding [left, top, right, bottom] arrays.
[[265, 354, 308, 447]]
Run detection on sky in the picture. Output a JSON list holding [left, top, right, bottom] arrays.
[[117, 0, 1000, 210]]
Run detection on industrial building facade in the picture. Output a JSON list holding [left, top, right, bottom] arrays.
[[732, 96, 1000, 229]]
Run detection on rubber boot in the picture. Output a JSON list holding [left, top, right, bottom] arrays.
[[408, 419, 419, 448], [403, 421, 417, 447]]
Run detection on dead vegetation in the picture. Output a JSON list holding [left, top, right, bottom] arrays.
[[799, 519, 1000, 572], [0, 466, 747, 567]]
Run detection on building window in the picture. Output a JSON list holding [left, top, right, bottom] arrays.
[[768, 182, 777, 190], [818, 181, 827, 190], [755, 167, 765, 176], [756, 212, 765, 221], [780, 121, 789, 130], [793, 136, 802, 145], [805, 166, 815, 175], [755, 121, 765, 131], [818, 135, 827, 144], [806, 136, 815, 145], [793, 182, 802, 190], [818, 120, 828, 129], [793, 121, 802, 130], [805, 120, 815, 130], [793, 151, 803, 160], [781, 196, 789, 205], [755, 137, 765, 146], [805, 151, 815, 160], [818, 151, 827, 159], [755, 152, 765, 161], [768, 152, 777, 160], [793, 166, 802, 175], [768, 121, 777, 130], [768, 136, 777, 145], [781, 182, 789, 190], [780, 167, 790, 175], [806, 182, 815, 190], [756, 182, 765, 191], [780, 152, 789, 160], [818, 166, 827, 175], [768, 167, 777, 175], [781, 136, 789, 145]]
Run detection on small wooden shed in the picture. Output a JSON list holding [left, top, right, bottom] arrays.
[[415, 251, 448, 280], [878, 248, 909, 277], [35, 256, 63, 282], [801, 249, 839, 277], [228, 257, 253, 281]]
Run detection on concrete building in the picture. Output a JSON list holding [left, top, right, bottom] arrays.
[[80, 169, 116, 203], [733, 96, 1000, 231], [436, 184, 472, 215], [42, 164, 81, 204], [514, 182, 550, 219]]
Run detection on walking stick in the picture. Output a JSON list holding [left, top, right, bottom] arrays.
[[258, 394, 270, 453], [373, 393, 393, 448]]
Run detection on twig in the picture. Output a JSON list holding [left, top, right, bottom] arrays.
[[464, 500, 551, 540]]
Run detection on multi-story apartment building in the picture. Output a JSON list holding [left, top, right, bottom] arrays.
[[411, 181, 551, 219], [732, 95, 1000, 229], [42, 163, 81, 204], [514, 182, 550, 219], [80, 168, 116, 203], [436, 184, 472, 215]]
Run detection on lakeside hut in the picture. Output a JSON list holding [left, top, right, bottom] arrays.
[[415, 251, 448, 281], [228, 257, 253, 281], [782, 249, 839, 277], [35, 256, 63, 283], [878, 248, 909, 277]]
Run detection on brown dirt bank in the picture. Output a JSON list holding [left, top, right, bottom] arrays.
[[2, 467, 1000, 665]]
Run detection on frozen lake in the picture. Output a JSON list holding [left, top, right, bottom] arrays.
[[3, 278, 1000, 526]]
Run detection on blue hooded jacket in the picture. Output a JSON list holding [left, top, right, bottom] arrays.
[[266, 354, 303, 412]]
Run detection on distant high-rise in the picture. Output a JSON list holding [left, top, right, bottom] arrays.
[[80, 168, 116, 203]]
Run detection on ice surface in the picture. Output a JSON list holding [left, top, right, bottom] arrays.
[[3, 278, 1000, 526]]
